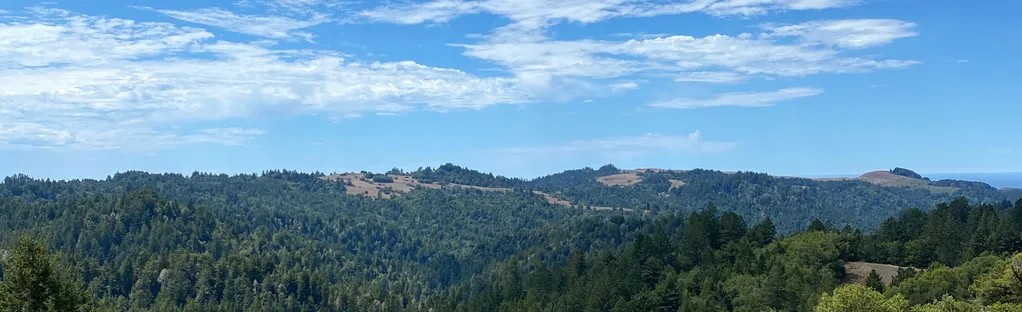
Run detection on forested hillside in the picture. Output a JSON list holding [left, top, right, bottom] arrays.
[[1, 171, 622, 310], [414, 164, 1019, 232], [1, 167, 1021, 311], [434, 198, 1022, 311]]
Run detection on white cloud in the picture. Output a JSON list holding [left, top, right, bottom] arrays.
[[688, 0, 858, 16], [675, 71, 746, 83], [157, 7, 329, 39], [0, 121, 264, 150], [0, 10, 212, 68], [0, 4, 918, 151], [458, 31, 917, 90], [360, 0, 482, 25], [362, 0, 861, 44], [763, 19, 917, 48], [492, 131, 736, 158], [234, 0, 346, 17], [457, 39, 644, 79], [179, 128, 266, 146], [364, 0, 911, 93], [362, 0, 858, 26], [649, 87, 823, 109], [609, 81, 640, 92], [0, 122, 76, 147], [0, 9, 527, 150]]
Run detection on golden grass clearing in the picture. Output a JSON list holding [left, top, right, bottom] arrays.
[[843, 261, 913, 286]]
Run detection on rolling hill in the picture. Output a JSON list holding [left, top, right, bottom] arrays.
[[310, 164, 1019, 232]]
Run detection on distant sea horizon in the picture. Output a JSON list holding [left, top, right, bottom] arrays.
[[802, 172, 1022, 189], [925, 172, 1022, 189]]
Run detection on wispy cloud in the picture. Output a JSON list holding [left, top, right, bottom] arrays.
[[0, 122, 76, 147], [609, 81, 640, 92], [0, 123, 264, 150], [177, 128, 266, 146], [362, 0, 861, 44], [362, 1, 910, 95], [491, 131, 736, 159], [361, 0, 859, 25], [361, 0, 480, 25], [0, 2, 917, 152], [458, 30, 916, 93], [0, 8, 212, 67], [157, 7, 330, 39], [235, 0, 346, 17], [674, 71, 746, 83], [0, 8, 527, 150], [762, 19, 917, 49], [649, 87, 823, 109]]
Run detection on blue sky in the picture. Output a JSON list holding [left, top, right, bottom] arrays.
[[0, 0, 1019, 179]]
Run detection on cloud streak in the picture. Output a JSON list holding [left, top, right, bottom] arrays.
[[362, 0, 862, 44], [361, 0, 859, 25], [649, 87, 823, 109], [363, 1, 913, 96], [457, 30, 916, 93], [492, 131, 736, 159], [0, 2, 918, 152], [157, 7, 330, 39], [0, 8, 527, 150], [763, 19, 917, 49]]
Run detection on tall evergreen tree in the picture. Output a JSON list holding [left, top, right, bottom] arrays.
[[0, 236, 92, 312], [865, 269, 885, 293], [808, 219, 829, 232]]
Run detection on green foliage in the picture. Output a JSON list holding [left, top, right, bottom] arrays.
[[440, 199, 1022, 312], [865, 269, 885, 293], [814, 284, 909, 312], [989, 303, 1022, 312], [909, 295, 984, 312], [890, 167, 925, 180], [0, 167, 1020, 311], [877, 253, 1022, 311], [808, 219, 830, 232], [886, 255, 1000, 305], [534, 168, 1018, 233], [0, 236, 92, 312], [972, 253, 1022, 305], [371, 175, 394, 183], [862, 198, 1022, 268], [0, 171, 634, 310], [410, 163, 527, 188], [890, 266, 969, 305], [439, 211, 856, 312]]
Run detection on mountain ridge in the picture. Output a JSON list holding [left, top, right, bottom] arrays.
[[7, 164, 1018, 233]]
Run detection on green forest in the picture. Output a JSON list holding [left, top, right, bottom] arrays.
[[1, 166, 1021, 311]]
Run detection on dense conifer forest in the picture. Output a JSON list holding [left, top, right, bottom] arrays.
[[1, 166, 1021, 311]]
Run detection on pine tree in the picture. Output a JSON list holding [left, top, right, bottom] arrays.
[[0, 236, 92, 312], [749, 217, 777, 246], [807, 219, 828, 232], [865, 269, 885, 293]]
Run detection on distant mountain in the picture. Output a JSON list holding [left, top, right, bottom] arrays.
[[858, 170, 941, 189], [526, 166, 1018, 232], [841, 168, 1022, 190], [926, 172, 1022, 189], [5, 165, 1019, 234], [341, 164, 1021, 231]]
